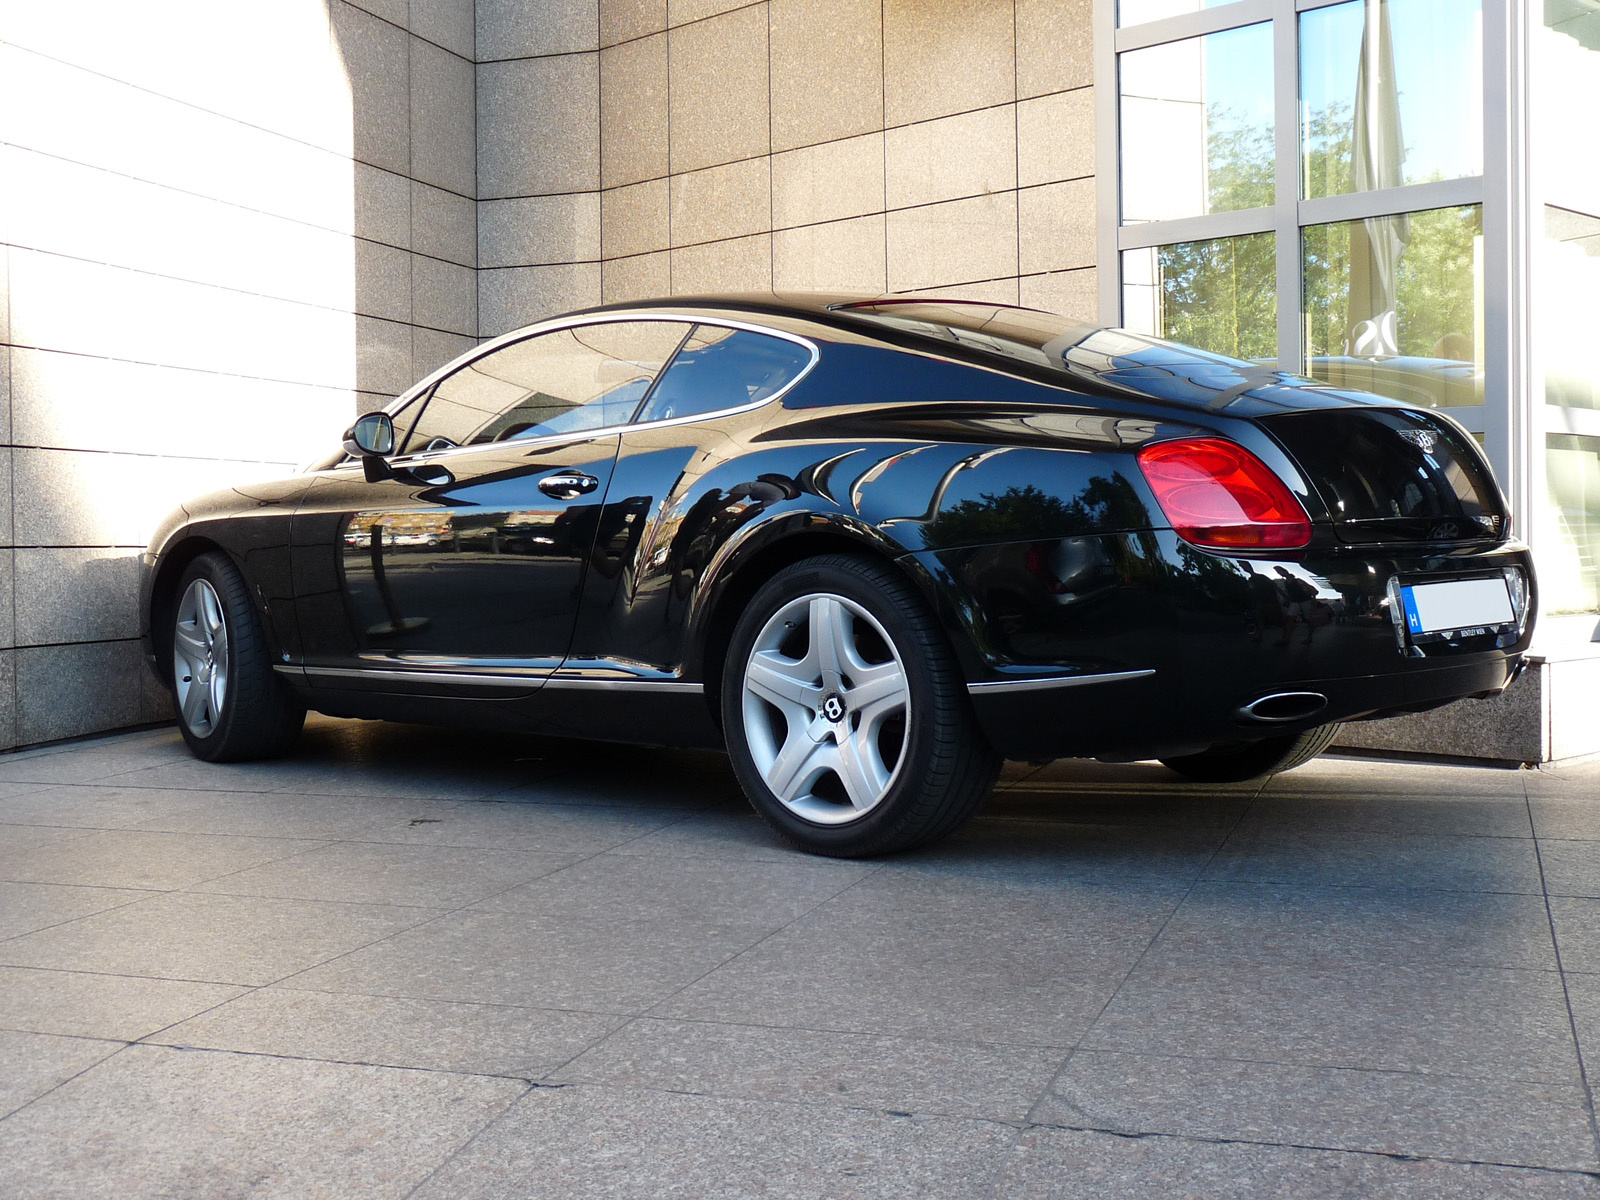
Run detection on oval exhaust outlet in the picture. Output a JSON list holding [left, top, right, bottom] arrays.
[[1237, 691, 1328, 723]]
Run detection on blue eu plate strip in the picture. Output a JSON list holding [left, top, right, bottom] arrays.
[[1400, 586, 1424, 634]]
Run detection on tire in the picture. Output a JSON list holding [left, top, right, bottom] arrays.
[[168, 552, 305, 762], [721, 554, 1000, 857], [1159, 723, 1343, 783]]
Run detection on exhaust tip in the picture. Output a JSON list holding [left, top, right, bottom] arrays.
[[1237, 691, 1328, 723]]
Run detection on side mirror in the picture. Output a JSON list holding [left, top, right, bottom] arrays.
[[343, 412, 395, 457]]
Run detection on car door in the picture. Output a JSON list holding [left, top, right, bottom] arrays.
[[288, 318, 693, 694]]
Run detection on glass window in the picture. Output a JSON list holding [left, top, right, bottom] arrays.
[[1300, 0, 1483, 200], [402, 321, 691, 453], [1121, 232, 1276, 360], [635, 326, 812, 424], [1120, 0, 1239, 26], [1538, 1, 1600, 212], [1301, 204, 1483, 408], [1542, 434, 1600, 613], [1542, 208, 1600, 411], [1118, 22, 1274, 223]]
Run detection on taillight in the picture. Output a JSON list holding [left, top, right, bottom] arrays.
[[1136, 438, 1312, 550]]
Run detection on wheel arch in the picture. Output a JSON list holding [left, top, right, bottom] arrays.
[[690, 519, 976, 727], [146, 535, 238, 685]]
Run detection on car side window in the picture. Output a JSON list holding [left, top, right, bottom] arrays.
[[634, 325, 813, 425], [401, 320, 693, 454]]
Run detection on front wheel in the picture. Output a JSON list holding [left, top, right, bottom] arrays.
[[169, 553, 304, 762], [722, 555, 999, 857], [1159, 723, 1343, 783]]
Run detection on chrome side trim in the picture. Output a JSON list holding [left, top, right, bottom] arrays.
[[966, 669, 1156, 695], [282, 664, 703, 694], [544, 677, 704, 694]]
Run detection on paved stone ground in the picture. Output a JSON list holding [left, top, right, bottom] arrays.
[[0, 716, 1599, 1197]]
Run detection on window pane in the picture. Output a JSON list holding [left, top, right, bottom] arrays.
[[1542, 208, 1600, 410], [1542, 434, 1600, 613], [1301, 204, 1483, 408], [1120, 0, 1238, 26], [404, 321, 690, 452], [637, 326, 812, 424], [1539, 0, 1600, 211], [1119, 22, 1273, 223], [1300, 0, 1483, 200], [1121, 232, 1276, 359]]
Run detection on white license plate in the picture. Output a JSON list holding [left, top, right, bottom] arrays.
[[1399, 577, 1513, 636]]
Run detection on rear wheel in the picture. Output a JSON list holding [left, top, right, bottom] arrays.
[[169, 553, 304, 761], [1159, 723, 1342, 783], [722, 555, 999, 857]]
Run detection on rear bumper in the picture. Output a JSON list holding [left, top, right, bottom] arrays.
[[913, 532, 1534, 762]]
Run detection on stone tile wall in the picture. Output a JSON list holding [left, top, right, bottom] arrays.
[[0, 0, 476, 748], [474, 0, 1098, 335]]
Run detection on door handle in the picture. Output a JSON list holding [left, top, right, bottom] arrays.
[[538, 472, 599, 499]]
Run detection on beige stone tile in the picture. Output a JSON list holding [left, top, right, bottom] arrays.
[[602, 0, 666, 46], [1018, 87, 1095, 188], [883, 0, 1014, 127], [480, 193, 602, 268], [603, 251, 672, 303], [917, 277, 1020, 303], [602, 178, 670, 259], [413, 0, 476, 58], [669, 5, 769, 174], [770, 0, 883, 152], [412, 329, 476, 379], [774, 216, 886, 295], [1017, 0, 1094, 100], [671, 233, 772, 295], [411, 255, 476, 336], [1020, 266, 1099, 320], [671, 157, 770, 247], [14, 643, 180, 747], [886, 106, 1017, 210], [357, 315, 414, 396], [354, 162, 410, 250], [355, 238, 412, 323], [478, 0, 599, 59], [669, 0, 757, 24], [601, 32, 668, 188], [478, 54, 600, 198], [332, 1, 410, 176], [410, 36, 476, 197], [772, 132, 884, 230], [14, 548, 133, 646], [411, 180, 476, 266], [479, 263, 603, 336], [886, 191, 1018, 292], [1019, 177, 1096, 275]]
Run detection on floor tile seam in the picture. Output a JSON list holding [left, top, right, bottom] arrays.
[[0, 1038, 133, 1125], [0, 818, 341, 842], [0, 889, 186, 946], [1194, 874, 1546, 897], [1528, 772, 1600, 1163], [1018, 1117, 1600, 1177], [398, 1085, 545, 1200], [242, 979, 642, 1020], [552, 1011, 1085, 1057], [1057, 1042, 1586, 1089], [1023, 776, 1273, 1126], [144, 837, 351, 892], [0, 961, 260, 988], [550, 863, 895, 1083], [127, 1038, 549, 1086], [248, 836, 640, 994], [168, 884, 461, 913]]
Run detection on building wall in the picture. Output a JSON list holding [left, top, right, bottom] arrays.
[[0, 0, 476, 748], [474, 0, 1098, 336]]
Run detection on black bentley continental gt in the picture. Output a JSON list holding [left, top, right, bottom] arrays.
[[139, 296, 1535, 856]]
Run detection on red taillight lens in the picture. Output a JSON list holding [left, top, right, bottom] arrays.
[[1136, 438, 1312, 550]]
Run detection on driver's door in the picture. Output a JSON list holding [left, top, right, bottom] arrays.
[[288, 319, 692, 692]]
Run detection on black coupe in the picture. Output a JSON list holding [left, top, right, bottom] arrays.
[[140, 296, 1535, 856]]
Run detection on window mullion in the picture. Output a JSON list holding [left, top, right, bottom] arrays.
[[1273, 0, 1300, 373]]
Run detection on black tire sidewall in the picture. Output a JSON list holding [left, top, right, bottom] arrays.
[[721, 556, 968, 855]]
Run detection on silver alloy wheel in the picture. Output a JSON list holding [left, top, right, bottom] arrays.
[[741, 592, 911, 824], [172, 579, 229, 738]]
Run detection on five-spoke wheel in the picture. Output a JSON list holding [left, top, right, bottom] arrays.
[[723, 555, 999, 857], [167, 553, 304, 761]]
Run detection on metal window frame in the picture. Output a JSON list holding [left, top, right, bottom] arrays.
[[1096, 0, 1532, 533]]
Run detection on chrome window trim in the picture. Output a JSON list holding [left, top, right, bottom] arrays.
[[328, 313, 821, 473], [966, 669, 1156, 694]]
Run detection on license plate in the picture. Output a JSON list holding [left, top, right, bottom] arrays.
[[1399, 577, 1514, 636]]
